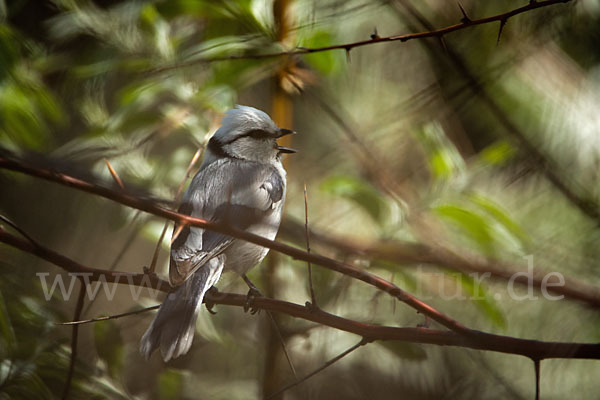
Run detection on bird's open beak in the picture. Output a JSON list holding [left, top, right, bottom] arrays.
[[277, 145, 296, 154], [276, 128, 297, 154], [276, 128, 295, 138]]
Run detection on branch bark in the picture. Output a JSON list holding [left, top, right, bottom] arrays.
[[150, 0, 572, 72], [1, 228, 598, 361], [0, 154, 469, 335]]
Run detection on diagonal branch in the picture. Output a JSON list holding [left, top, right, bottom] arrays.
[[0, 155, 470, 335], [150, 0, 572, 72], [58, 305, 160, 326], [391, 0, 600, 224], [266, 338, 369, 399], [1, 227, 599, 361]]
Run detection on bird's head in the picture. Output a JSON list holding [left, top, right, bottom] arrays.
[[205, 106, 296, 164]]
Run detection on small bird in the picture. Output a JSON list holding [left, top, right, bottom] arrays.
[[140, 105, 295, 361]]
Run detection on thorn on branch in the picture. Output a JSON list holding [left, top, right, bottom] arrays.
[[344, 47, 351, 62], [497, 18, 507, 44], [533, 358, 541, 400], [457, 1, 471, 23], [370, 27, 380, 40], [104, 158, 125, 190], [0, 214, 38, 246]]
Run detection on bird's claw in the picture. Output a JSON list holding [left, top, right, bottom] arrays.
[[205, 286, 219, 314], [244, 287, 262, 315]]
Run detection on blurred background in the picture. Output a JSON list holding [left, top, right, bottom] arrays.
[[1, 0, 600, 399]]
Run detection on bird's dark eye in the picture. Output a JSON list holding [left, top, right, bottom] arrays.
[[246, 129, 271, 139]]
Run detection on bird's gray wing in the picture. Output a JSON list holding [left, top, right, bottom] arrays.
[[169, 159, 284, 286]]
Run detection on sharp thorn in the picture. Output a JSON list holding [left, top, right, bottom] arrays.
[[458, 1, 471, 23], [497, 19, 507, 45], [370, 27, 380, 40]]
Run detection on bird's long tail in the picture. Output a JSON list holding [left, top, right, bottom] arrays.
[[140, 261, 223, 361]]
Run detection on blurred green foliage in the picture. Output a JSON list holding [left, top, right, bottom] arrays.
[[1, 0, 600, 399]]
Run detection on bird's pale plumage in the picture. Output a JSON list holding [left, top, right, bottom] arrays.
[[140, 106, 294, 361]]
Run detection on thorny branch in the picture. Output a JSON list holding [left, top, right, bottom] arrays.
[[1, 228, 599, 361], [150, 0, 572, 73], [0, 155, 471, 336], [266, 338, 370, 399], [391, 0, 600, 226]]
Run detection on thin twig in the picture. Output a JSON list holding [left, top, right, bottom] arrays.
[[82, 210, 143, 316], [147, 147, 203, 273], [148, 223, 169, 274], [266, 311, 299, 380], [266, 338, 369, 399], [303, 184, 317, 308], [61, 279, 85, 400], [241, 272, 299, 380], [103, 158, 125, 190], [149, 0, 572, 73], [170, 223, 185, 246], [58, 305, 159, 326], [0, 214, 38, 246]]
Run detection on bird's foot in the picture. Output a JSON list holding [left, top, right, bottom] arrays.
[[205, 286, 219, 315], [244, 286, 262, 315]]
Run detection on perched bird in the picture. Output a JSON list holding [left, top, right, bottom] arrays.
[[140, 105, 295, 361]]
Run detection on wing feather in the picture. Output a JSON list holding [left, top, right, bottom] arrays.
[[169, 159, 284, 286]]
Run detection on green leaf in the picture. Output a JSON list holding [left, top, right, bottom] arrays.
[[301, 30, 343, 75], [454, 272, 506, 329], [468, 193, 530, 248], [434, 204, 495, 257], [479, 140, 516, 165], [415, 122, 465, 181], [320, 175, 388, 224], [158, 369, 185, 400], [93, 319, 124, 379]]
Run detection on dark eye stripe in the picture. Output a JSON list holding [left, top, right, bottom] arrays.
[[224, 129, 271, 144], [246, 129, 271, 139], [208, 129, 271, 160]]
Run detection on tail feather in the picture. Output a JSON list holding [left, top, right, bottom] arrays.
[[140, 259, 223, 361]]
